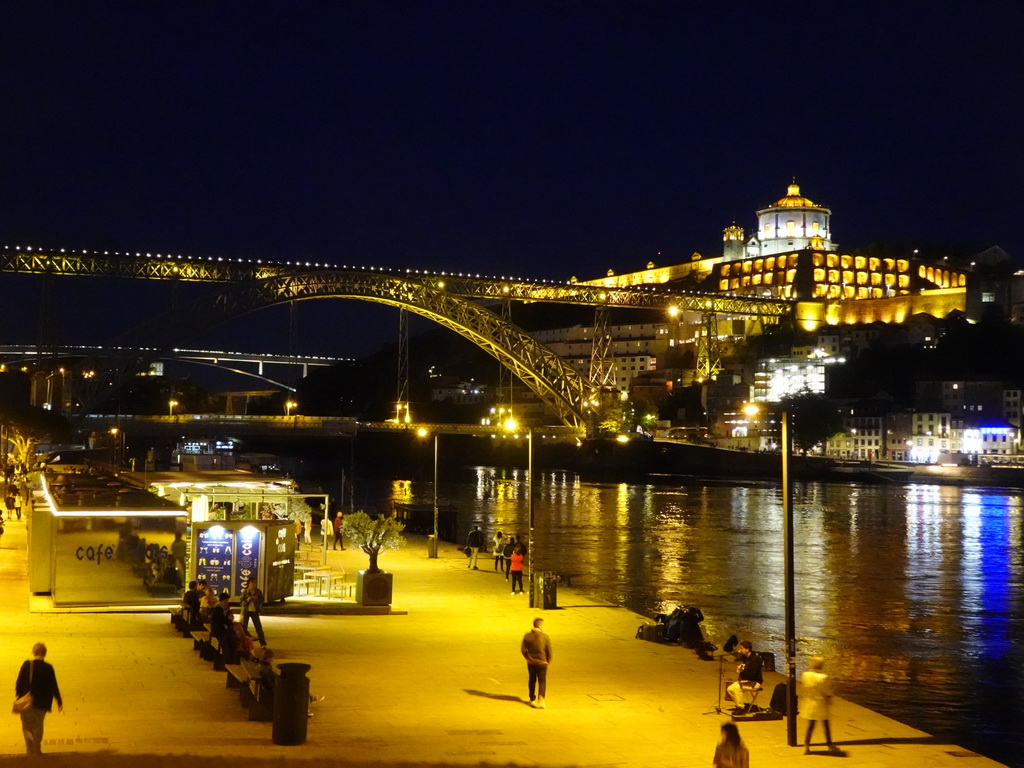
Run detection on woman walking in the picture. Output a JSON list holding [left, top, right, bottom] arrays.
[[14, 642, 63, 756], [802, 657, 839, 754], [712, 722, 749, 768]]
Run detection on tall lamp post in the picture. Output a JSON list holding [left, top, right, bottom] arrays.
[[417, 428, 440, 558], [168, 399, 178, 417], [505, 419, 535, 606], [109, 427, 120, 469], [780, 409, 798, 746], [526, 427, 533, 603], [746, 403, 798, 746]]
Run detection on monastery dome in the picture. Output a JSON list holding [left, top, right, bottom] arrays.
[[772, 182, 817, 208]]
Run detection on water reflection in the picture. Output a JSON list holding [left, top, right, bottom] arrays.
[[377, 471, 1022, 767]]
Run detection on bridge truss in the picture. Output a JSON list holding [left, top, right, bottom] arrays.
[[2, 248, 794, 432]]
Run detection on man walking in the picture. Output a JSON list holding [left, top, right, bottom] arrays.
[[466, 525, 484, 570], [521, 617, 552, 708], [14, 642, 63, 755], [241, 577, 267, 647]]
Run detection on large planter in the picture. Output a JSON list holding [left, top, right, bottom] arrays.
[[356, 569, 393, 606]]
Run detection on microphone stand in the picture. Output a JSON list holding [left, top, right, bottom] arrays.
[[703, 652, 731, 715]]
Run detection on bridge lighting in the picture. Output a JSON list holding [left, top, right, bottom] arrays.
[[668, 306, 679, 317], [503, 417, 519, 432]]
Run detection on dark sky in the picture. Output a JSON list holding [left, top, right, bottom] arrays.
[[1, 2, 1022, 357]]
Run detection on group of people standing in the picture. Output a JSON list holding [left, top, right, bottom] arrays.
[[1, 480, 23, 548], [464, 528, 527, 594]]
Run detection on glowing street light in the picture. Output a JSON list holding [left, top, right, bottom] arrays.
[[285, 400, 298, 417], [168, 399, 178, 417]]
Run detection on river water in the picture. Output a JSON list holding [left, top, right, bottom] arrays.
[[352, 468, 1023, 767]]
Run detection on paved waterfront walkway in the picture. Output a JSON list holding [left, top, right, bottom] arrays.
[[0, 512, 1007, 768]]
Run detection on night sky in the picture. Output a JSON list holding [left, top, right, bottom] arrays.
[[1, 2, 1022, 357]]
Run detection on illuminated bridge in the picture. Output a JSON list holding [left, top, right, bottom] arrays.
[[2, 245, 794, 432], [0, 344, 344, 391]]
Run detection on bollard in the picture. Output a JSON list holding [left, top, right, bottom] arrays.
[[427, 534, 438, 559], [272, 663, 311, 745]]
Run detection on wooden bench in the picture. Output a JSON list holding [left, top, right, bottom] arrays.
[[175, 605, 203, 637], [209, 635, 227, 671], [191, 630, 212, 660], [242, 659, 276, 721], [225, 663, 249, 690]]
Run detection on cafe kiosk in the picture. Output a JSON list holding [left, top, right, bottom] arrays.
[[192, 520, 296, 602]]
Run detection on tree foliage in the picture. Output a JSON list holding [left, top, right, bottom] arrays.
[[781, 391, 844, 455], [342, 511, 406, 573], [0, 404, 71, 468]]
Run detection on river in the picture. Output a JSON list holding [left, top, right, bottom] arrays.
[[348, 468, 1022, 767]]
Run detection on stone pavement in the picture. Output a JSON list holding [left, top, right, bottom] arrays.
[[0, 513, 1006, 768]]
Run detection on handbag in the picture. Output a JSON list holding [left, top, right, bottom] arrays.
[[12, 661, 33, 714]]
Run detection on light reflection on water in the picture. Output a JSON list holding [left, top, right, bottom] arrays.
[[368, 469, 1023, 768]]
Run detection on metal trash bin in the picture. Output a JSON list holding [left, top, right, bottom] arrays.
[[272, 662, 312, 745], [531, 571, 558, 610], [427, 534, 438, 558]]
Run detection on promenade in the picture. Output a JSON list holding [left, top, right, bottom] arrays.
[[0, 514, 1006, 768]]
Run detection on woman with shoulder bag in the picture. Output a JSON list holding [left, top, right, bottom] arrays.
[[14, 642, 63, 756]]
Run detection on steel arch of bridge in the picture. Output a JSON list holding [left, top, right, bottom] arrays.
[[3, 250, 797, 429], [115, 270, 602, 433]]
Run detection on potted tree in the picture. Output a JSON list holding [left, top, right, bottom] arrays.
[[342, 511, 406, 605]]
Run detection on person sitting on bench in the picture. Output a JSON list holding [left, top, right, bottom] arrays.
[[727, 640, 763, 713], [210, 592, 237, 664]]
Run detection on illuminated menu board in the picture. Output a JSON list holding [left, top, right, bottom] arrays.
[[195, 526, 233, 595], [235, 527, 261, 595]]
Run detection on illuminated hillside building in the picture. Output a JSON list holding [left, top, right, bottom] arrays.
[[588, 182, 971, 329]]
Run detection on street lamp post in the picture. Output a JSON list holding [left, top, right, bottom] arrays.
[[109, 427, 120, 469], [747, 403, 798, 745], [781, 409, 798, 747], [417, 427, 440, 558], [432, 432, 440, 555], [168, 399, 178, 417], [503, 419, 539, 606], [526, 427, 535, 605]]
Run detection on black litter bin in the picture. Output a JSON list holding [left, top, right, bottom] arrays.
[[273, 662, 312, 745], [531, 571, 558, 609]]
